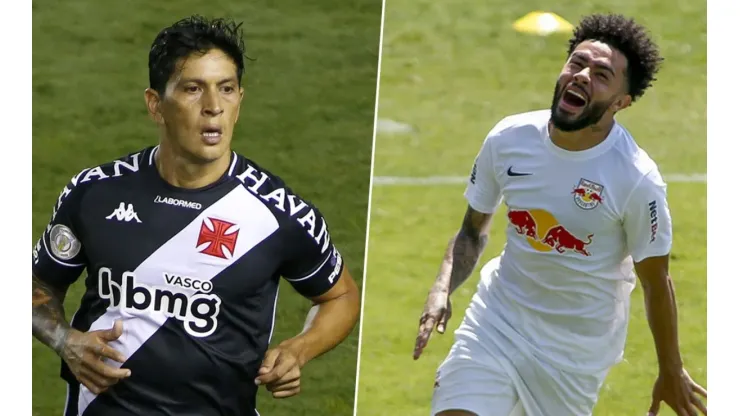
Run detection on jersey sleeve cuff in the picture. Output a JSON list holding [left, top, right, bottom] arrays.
[[284, 248, 344, 298], [631, 246, 672, 264], [464, 190, 496, 214]]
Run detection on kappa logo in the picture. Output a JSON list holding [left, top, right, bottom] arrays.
[[572, 178, 605, 210], [46, 153, 142, 232], [106, 202, 142, 223], [196, 217, 240, 260]]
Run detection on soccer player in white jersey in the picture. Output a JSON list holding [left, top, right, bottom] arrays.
[[413, 13, 707, 416]]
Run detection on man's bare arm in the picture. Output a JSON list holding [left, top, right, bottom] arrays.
[[435, 206, 493, 294], [634, 255, 682, 372], [413, 205, 492, 359], [635, 255, 707, 415], [277, 267, 360, 367], [32, 274, 71, 355], [255, 267, 360, 398]]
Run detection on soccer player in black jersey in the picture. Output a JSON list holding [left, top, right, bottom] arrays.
[[32, 15, 361, 416]]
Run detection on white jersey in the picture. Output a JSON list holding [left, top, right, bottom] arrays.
[[464, 109, 672, 374]]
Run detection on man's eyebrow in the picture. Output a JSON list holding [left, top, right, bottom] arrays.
[[571, 52, 615, 76], [178, 77, 238, 84]]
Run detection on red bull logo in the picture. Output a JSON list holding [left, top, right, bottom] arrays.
[[507, 210, 538, 239], [507, 208, 594, 256], [572, 178, 604, 210]]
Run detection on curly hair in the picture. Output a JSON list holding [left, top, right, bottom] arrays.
[[567, 13, 663, 101], [148, 15, 250, 95]]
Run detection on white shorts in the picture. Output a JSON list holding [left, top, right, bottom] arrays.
[[430, 261, 609, 416]]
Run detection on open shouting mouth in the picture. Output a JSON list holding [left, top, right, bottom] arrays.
[[559, 85, 589, 113]]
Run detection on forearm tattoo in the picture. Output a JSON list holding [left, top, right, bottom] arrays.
[[442, 208, 491, 293], [32, 275, 70, 354]]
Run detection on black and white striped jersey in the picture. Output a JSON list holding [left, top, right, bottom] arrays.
[[32, 146, 345, 416]]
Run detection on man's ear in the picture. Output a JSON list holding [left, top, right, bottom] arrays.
[[612, 93, 633, 113], [145, 88, 164, 124], [235, 86, 245, 124]]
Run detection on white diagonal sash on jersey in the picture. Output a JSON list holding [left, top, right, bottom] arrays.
[[77, 186, 279, 415]]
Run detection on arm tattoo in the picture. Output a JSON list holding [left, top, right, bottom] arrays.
[[32, 275, 70, 355], [436, 207, 492, 293]]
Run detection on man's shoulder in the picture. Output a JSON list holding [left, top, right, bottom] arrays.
[[231, 153, 291, 196], [608, 123, 661, 178], [482, 109, 550, 149], [230, 153, 332, 252], [495, 108, 548, 127], [232, 153, 318, 206], [497, 109, 550, 130], [593, 123, 666, 200], [57, 147, 153, 198]]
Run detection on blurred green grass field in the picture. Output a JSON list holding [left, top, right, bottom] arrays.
[[32, 0, 380, 415], [358, 0, 706, 415]]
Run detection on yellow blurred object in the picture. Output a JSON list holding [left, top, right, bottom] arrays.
[[513, 11, 574, 36]]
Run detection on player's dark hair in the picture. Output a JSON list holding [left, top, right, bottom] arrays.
[[567, 13, 663, 101], [148, 15, 249, 95]]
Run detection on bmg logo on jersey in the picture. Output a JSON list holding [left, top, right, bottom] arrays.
[[98, 267, 221, 338]]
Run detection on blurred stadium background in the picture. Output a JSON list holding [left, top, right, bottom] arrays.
[[32, 0, 381, 415], [358, 1, 706, 415]]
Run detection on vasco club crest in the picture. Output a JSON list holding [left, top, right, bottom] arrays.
[[571, 178, 604, 210]]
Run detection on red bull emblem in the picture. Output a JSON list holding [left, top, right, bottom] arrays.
[[542, 225, 593, 256], [507, 210, 538, 239], [508, 208, 594, 256], [572, 178, 604, 210]]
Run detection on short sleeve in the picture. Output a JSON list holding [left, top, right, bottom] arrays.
[[280, 204, 344, 298], [464, 130, 503, 214], [32, 175, 88, 287], [623, 169, 673, 263]]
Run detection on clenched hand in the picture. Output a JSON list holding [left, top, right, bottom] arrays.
[[255, 345, 303, 399]]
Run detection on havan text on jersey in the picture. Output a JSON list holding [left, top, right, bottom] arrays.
[[236, 164, 331, 254], [53, 152, 331, 255], [47, 153, 142, 233]]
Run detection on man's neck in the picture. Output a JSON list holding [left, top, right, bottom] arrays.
[[154, 141, 231, 190], [548, 118, 615, 151]]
